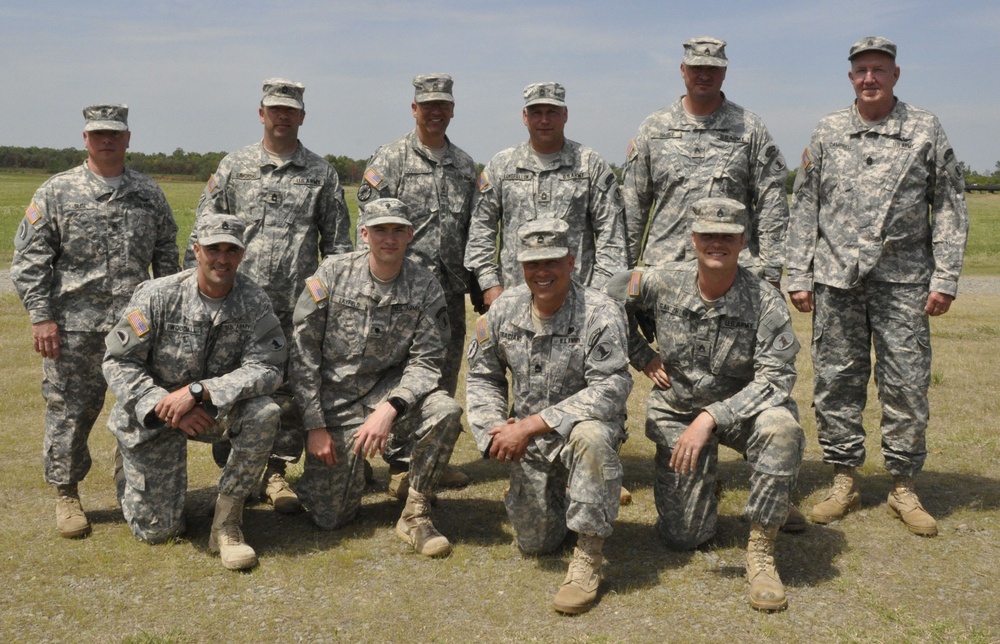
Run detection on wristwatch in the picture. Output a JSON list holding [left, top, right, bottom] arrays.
[[189, 381, 204, 404], [387, 396, 408, 416]]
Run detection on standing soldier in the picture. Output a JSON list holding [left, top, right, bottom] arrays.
[[787, 37, 969, 536], [467, 219, 632, 614], [188, 78, 353, 514], [623, 36, 788, 286], [103, 215, 285, 570], [357, 73, 476, 497], [11, 104, 179, 539]]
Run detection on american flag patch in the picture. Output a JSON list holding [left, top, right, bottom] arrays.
[[306, 277, 327, 303], [127, 310, 150, 337], [625, 138, 635, 159], [801, 148, 811, 171], [476, 172, 490, 192], [26, 202, 42, 225], [363, 167, 383, 188], [628, 271, 642, 297], [475, 316, 489, 343], [206, 174, 218, 193]]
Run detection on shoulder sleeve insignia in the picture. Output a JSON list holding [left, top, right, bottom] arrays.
[[628, 270, 642, 298], [363, 167, 383, 188], [306, 276, 328, 303], [773, 331, 795, 352], [206, 174, 218, 193], [26, 202, 42, 225], [127, 309, 151, 337], [476, 171, 491, 192], [800, 148, 812, 171], [475, 315, 490, 343], [625, 138, 636, 159]]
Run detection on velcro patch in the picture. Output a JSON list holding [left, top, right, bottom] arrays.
[[127, 310, 150, 337], [206, 174, 218, 193], [363, 167, 383, 188], [475, 316, 489, 343], [625, 138, 635, 159], [628, 271, 642, 297], [800, 148, 812, 171], [476, 172, 491, 192], [306, 277, 328, 303], [26, 202, 42, 225], [773, 331, 795, 352]]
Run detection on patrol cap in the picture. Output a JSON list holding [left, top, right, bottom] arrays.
[[413, 74, 454, 103], [83, 104, 129, 132], [196, 214, 246, 249], [523, 82, 566, 108], [690, 197, 748, 234], [262, 77, 305, 110], [849, 36, 897, 61], [517, 219, 570, 262], [361, 198, 413, 228], [682, 37, 728, 68]]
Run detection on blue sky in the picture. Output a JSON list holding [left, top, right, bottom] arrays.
[[4, 1, 999, 174]]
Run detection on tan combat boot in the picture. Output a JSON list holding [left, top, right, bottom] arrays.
[[55, 483, 92, 539], [553, 534, 603, 614], [887, 476, 938, 536], [810, 465, 860, 524], [619, 486, 633, 506], [781, 504, 807, 533], [388, 465, 410, 501], [438, 464, 471, 489], [746, 524, 787, 611], [395, 489, 451, 557], [262, 464, 302, 514], [209, 494, 258, 570]]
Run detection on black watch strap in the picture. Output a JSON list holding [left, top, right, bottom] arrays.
[[387, 396, 408, 416]]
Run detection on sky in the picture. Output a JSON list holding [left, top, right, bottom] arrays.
[[3, 0, 1000, 175]]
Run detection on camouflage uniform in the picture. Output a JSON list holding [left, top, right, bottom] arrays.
[[290, 250, 462, 529], [622, 98, 788, 279], [186, 141, 353, 463], [464, 140, 628, 291], [466, 281, 632, 553], [786, 99, 969, 477], [102, 270, 286, 542], [607, 264, 804, 548], [357, 129, 477, 396], [11, 162, 179, 486]]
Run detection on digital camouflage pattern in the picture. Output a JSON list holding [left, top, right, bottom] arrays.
[[102, 269, 286, 542], [786, 100, 968, 477], [605, 264, 803, 547], [464, 140, 627, 291], [466, 282, 631, 552], [622, 99, 788, 281], [357, 129, 477, 394], [290, 251, 461, 528], [11, 162, 180, 486]]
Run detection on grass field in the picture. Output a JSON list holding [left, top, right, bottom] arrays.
[[1, 172, 998, 642]]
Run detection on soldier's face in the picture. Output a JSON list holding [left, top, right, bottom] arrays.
[[522, 255, 575, 307], [680, 64, 726, 101], [83, 129, 130, 166], [361, 224, 414, 264], [849, 52, 899, 112], [412, 100, 454, 140], [692, 232, 744, 271], [194, 242, 245, 296], [259, 105, 305, 143], [523, 105, 568, 154]]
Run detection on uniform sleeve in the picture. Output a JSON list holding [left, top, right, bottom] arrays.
[[748, 127, 790, 282], [603, 270, 660, 371], [289, 272, 331, 430], [388, 281, 450, 408], [785, 135, 822, 293], [149, 187, 181, 278], [464, 163, 503, 290], [587, 159, 629, 287], [622, 130, 654, 267], [11, 187, 59, 323], [464, 313, 510, 455], [704, 288, 799, 431], [316, 167, 354, 258], [928, 124, 969, 296]]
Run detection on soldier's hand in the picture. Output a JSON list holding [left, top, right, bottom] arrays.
[[925, 291, 954, 317], [32, 320, 61, 359], [643, 355, 671, 389], [789, 290, 814, 313], [353, 402, 396, 459], [175, 406, 217, 437], [482, 286, 504, 308], [488, 415, 547, 462], [155, 387, 198, 429], [308, 428, 337, 467], [670, 412, 715, 476]]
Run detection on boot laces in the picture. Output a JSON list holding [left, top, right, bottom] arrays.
[[749, 533, 775, 570]]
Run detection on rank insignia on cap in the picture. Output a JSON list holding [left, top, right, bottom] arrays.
[[26, 202, 42, 225], [306, 277, 328, 303], [475, 316, 489, 343], [127, 310, 150, 337], [801, 148, 812, 171], [628, 271, 642, 297], [206, 174, 218, 193], [476, 172, 490, 192], [363, 168, 383, 188]]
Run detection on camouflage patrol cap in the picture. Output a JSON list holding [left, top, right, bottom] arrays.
[[196, 214, 246, 249], [262, 78, 305, 110], [690, 197, 747, 234], [517, 219, 570, 262], [83, 104, 129, 132], [413, 74, 455, 103], [682, 37, 728, 68], [848, 36, 897, 60], [523, 82, 566, 108], [361, 198, 413, 228]]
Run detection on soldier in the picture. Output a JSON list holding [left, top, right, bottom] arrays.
[[290, 198, 462, 557], [356, 73, 476, 498], [466, 219, 632, 614], [11, 104, 179, 539], [606, 198, 804, 611], [187, 77, 353, 514], [103, 215, 284, 570], [464, 81, 628, 306], [786, 37, 969, 536], [622, 36, 788, 287]]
